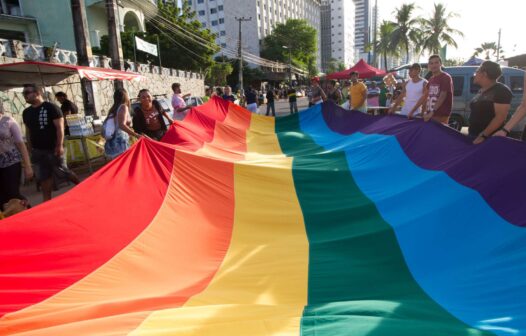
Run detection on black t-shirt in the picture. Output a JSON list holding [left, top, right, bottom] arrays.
[[23, 102, 63, 150], [266, 90, 275, 103], [469, 83, 513, 136], [61, 99, 78, 115], [60, 99, 78, 136], [222, 94, 236, 102], [288, 89, 297, 103], [245, 90, 257, 104]]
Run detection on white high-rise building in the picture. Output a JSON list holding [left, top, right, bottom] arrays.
[[186, 0, 322, 69], [320, 0, 355, 72], [353, 0, 372, 62]]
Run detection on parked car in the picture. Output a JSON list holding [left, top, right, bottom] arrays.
[[443, 66, 525, 137], [130, 95, 174, 127], [185, 96, 204, 107]]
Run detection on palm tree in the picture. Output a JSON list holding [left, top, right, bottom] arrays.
[[419, 3, 463, 56], [390, 3, 420, 64], [473, 42, 504, 61], [375, 21, 399, 70]]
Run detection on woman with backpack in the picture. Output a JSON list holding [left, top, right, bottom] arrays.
[[103, 88, 139, 160], [132, 89, 173, 141]]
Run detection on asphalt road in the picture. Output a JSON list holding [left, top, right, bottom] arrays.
[[256, 97, 310, 116]]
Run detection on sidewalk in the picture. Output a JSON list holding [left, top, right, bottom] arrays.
[[20, 160, 105, 208]]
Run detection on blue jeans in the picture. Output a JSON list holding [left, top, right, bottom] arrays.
[[289, 101, 298, 114], [104, 129, 130, 159], [266, 101, 276, 116]]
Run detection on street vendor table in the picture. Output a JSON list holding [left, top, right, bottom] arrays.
[[65, 133, 105, 173]]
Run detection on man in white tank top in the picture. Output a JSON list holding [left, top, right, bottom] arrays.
[[388, 63, 428, 118]]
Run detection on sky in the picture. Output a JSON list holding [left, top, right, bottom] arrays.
[[377, 0, 526, 61]]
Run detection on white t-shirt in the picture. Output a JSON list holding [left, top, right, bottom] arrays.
[[401, 79, 426, 116]]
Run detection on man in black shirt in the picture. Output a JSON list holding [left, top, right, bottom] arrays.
[[265, 88, 276, 116], [55, 92, 78, 136], [469, 61, 513, 144], [22, 84, 78, 202]]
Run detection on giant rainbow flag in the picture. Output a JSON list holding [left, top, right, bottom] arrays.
[[1, 97, 526, 335]]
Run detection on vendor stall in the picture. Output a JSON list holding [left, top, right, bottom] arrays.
[[0, 61, 142, 172]]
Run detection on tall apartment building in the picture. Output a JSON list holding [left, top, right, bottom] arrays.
[[187, 0, 322, 69], [320, 0, 355, 72], [353, 0, 372, 62], [320, 1, 332, 72]]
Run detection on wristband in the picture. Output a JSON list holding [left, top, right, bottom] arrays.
[[500, 127, 510, 135]]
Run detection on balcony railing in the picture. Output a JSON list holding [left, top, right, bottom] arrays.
[[0, 38, 204, 79]]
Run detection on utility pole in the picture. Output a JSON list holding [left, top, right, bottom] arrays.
[[70, 0, 96, 116], [283, 45, 292, 84], [105, 0, 124, 89], [497, 28, 502, 62], [235, 16, 251, 95]]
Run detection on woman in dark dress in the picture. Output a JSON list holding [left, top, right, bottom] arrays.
[[132, 89, 174, 141]]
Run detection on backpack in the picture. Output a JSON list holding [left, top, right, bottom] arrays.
[[101, 113, 117, 140]]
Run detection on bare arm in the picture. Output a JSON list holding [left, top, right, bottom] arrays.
[[163, 111, 174, 124], [15, 141, 33, 179], [25, 126, 32, 153], [495, 103, 526, 136], [117, 105, 140, 138], [474, 103, 510, 144], [52, 118, 65, 156], [408, 81, 429, 118]]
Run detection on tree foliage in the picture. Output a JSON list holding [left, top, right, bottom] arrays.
[[375, 21, 399, 70], [94, 0, 218, 72], [260, 19, 318, 74], [418, 3, 463, 55], [473, 42, 505, 61], [390, 3, 420, 63], [206, 57, 234, 86], [212, 56, 264, 90], [326, 58, 346, 74]]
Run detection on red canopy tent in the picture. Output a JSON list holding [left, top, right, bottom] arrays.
[[326, 59, 386, 80], [0, 61, 143, 90]]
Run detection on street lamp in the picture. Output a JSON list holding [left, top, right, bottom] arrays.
[[282, 45, 292, 85]]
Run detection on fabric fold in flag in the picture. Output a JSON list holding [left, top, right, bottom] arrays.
[[1, 98, 526, 335]]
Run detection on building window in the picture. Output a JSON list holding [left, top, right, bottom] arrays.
[[218, 5, 223, 11], [210, 8, 217, 14], [211, 20, 218, 26], [220, 30, 226, 36], [198, 10, 205, 15], [187, 0, 192, 5], [219, 18, 224, 24], [201, 22, 206, 27], [221, 43, 227, 48], [197, 0, 204, 3]]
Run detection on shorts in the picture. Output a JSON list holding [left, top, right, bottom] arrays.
[[31, 148, 71, 182]]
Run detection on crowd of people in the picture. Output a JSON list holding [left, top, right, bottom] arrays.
[[1, 53, 526, 213], [308, 54, 525, 147]]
